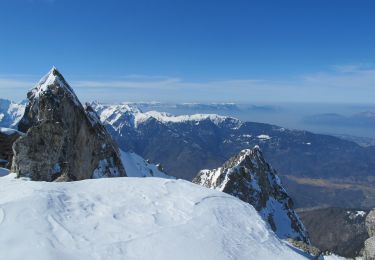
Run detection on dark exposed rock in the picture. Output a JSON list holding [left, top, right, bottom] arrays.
[[11, 67, 126, 181], [0, 128, 22, 169], [193, 146, 309, 244]]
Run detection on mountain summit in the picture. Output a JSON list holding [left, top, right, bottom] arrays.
[[193, 146, 310, 243], [12, 67, 126, 181]]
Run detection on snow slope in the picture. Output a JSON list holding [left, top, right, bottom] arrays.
[[0, 174, 309, 260], [120, 150, 173, 178]]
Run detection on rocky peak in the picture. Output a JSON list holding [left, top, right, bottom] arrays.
[[18, 67, 81, 133], [193, 146, 310, 244], [364, 209, 375, 259], [12, 68, 126, 181]]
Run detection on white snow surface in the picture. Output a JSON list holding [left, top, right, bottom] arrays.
[[0, 174, 310, 260], [0, 127, 23, 136], [257, 134, 271, 140], [120, 150, 173, 178]]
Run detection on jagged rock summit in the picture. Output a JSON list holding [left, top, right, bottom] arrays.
[[12, 67, 126, 181], [193, 146, 310, 244]]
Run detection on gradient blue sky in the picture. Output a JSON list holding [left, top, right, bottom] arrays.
[[0, 0, 374, 103]]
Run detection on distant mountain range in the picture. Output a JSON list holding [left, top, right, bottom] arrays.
[[3, 98, 375, 209], [92, 102, 375, 209]]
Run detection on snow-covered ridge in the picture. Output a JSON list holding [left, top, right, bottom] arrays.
[[92, 102, 241, 128], [0, 99, 25, 128], [30, 67, 82, 107], [0, 174, 310, 260]]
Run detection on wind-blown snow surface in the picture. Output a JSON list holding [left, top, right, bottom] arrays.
[[0, 174, 309, 260]]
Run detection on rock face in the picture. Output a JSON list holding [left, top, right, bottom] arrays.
[[193, 146, 309, 244], [364, 209, 375, 260], [11, 67, 126, 181], [0, 128, 22, 168], [366, 209, 375, 237]]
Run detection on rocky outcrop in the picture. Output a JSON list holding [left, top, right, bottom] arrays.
[[364, 209, 375, 259], [11, 67, 126, 181], [286, 239, 321, 258], [193, 146, 310, 244], [0, 128, 22, 168], [366, 209, 375, 237]]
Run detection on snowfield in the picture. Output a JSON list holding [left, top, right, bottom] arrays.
[[0, 174, 310, 260]]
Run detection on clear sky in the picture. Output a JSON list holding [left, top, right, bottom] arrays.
[[0, 0, 374, 103]]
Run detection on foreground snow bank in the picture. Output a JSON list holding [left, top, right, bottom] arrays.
[[0, 174, 309, 260]]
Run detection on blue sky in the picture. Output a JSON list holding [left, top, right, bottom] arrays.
[[0, 0, 374, 103]]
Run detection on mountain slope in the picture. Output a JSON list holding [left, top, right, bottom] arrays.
[[193, 146, 309, 243], [0, 98, 25, 128], [120, 149, 172, 178], [92, 103, 375, 208], [0, 173, 310, 260], [298, 207, 369, 258]]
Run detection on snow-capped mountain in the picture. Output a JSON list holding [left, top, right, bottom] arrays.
[[92, 102, 375, 209], [193, 146, 309, 244], [12, 67, 126, 181], [0, 98, 25, 128], [92, 102, 241, 129]]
